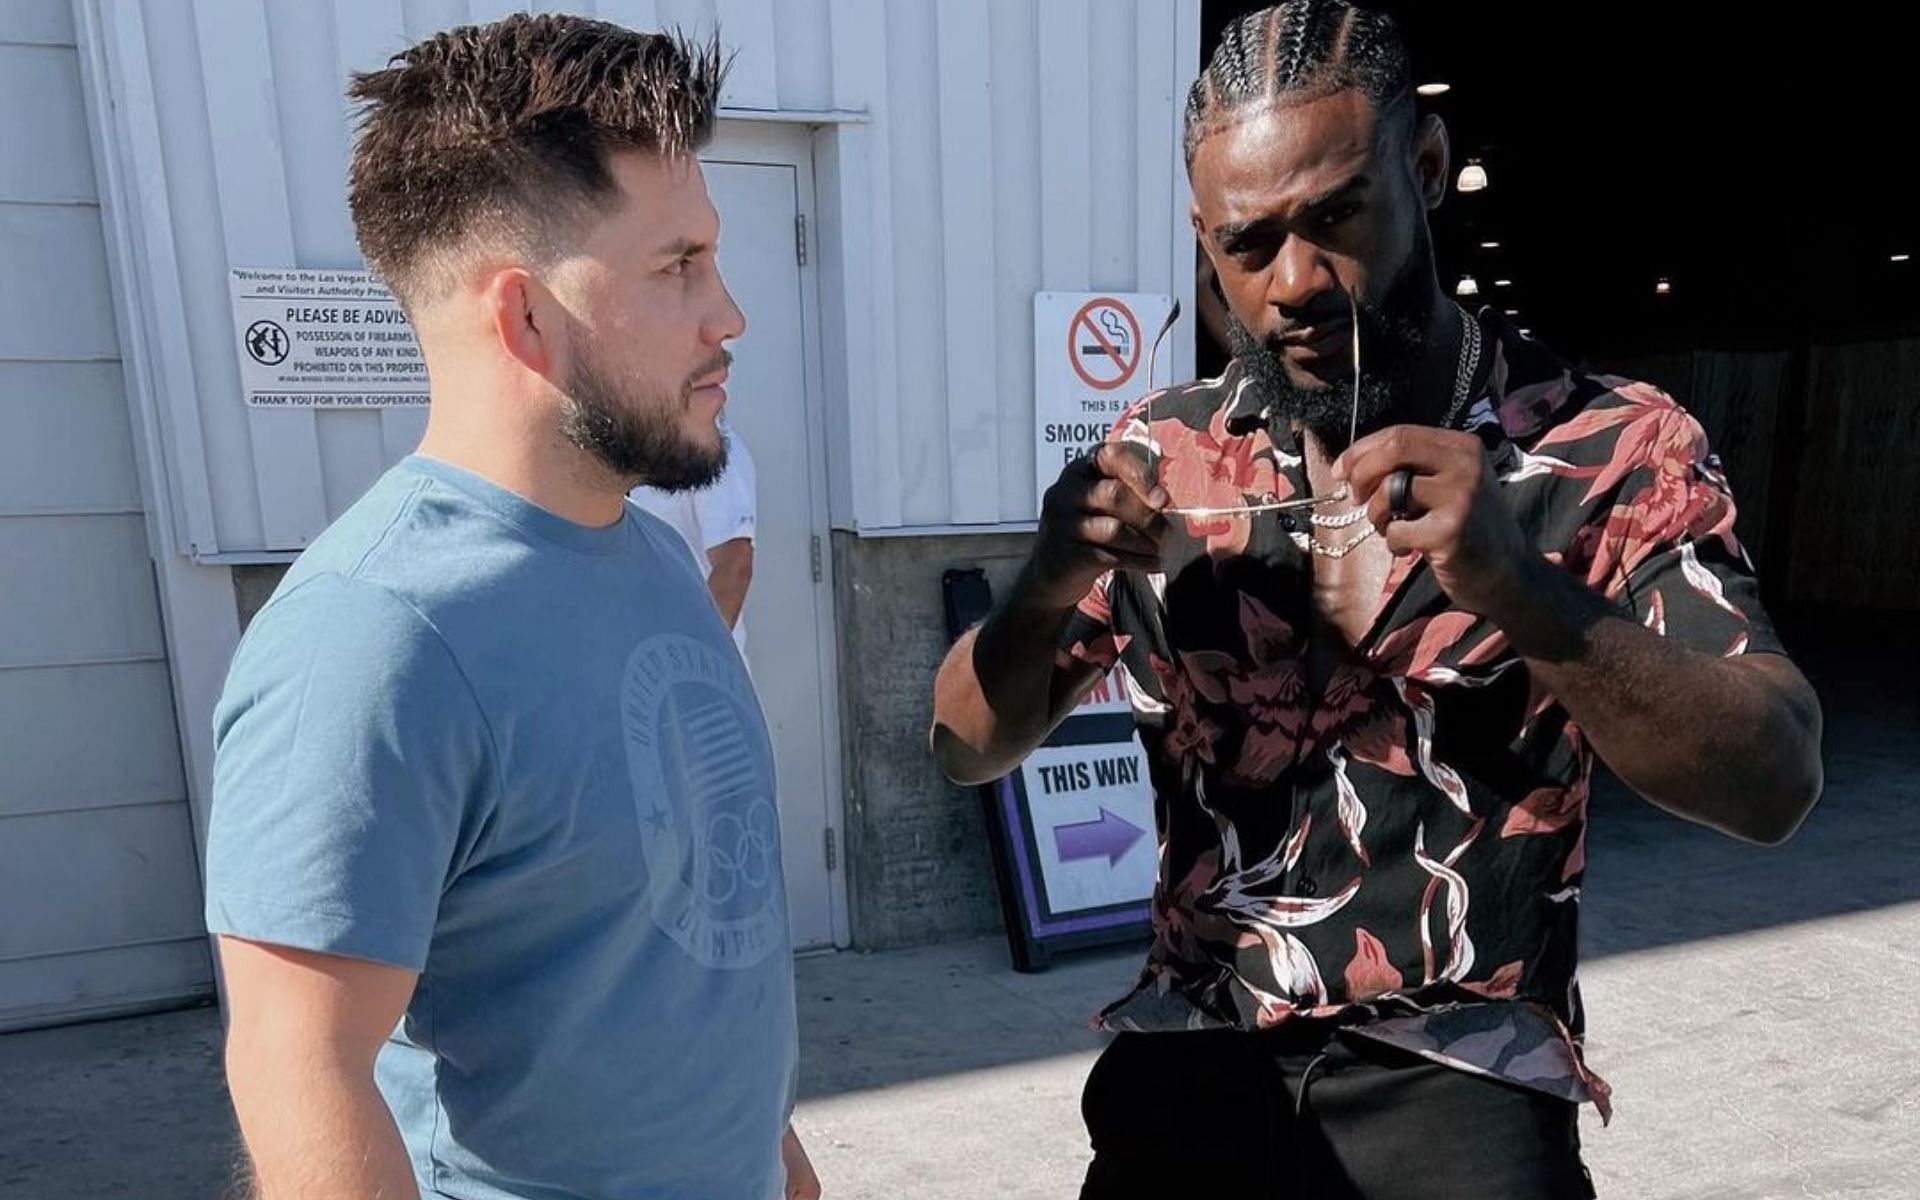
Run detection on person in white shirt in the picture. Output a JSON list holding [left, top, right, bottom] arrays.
[[630, 415, 756, 656]]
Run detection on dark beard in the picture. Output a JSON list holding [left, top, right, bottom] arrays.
[[559, 339, 728, 492], [1224, 234, 1442, 452]]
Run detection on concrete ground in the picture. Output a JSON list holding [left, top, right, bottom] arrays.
[[4, 648, 1915, 1199]]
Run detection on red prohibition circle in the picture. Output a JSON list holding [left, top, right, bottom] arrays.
[[1067, 298, 1143, 391]]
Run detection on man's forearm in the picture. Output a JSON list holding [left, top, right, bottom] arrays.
[[705, 539, 752, 629], [932, 561, 1096, 785], [228, 1044, 417, 1200], [1490, 556, 1822, 843], [973, 563, 1086, 732]]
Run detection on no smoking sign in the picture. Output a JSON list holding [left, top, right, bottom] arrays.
[[1033, 291, 1174, 515]]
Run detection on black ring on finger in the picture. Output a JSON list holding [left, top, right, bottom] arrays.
[[1387, 467, 1416, 520]]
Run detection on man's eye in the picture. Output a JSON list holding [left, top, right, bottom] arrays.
[[1228, 241, 1278, 269]]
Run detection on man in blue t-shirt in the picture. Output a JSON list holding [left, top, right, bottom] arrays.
[[204, 16, 816, 1200]]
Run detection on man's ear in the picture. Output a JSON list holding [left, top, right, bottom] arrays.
[[1413, 112, 1452, 212], [483, 267, 565, 380]]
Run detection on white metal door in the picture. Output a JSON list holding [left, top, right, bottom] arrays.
[[701, 130, 845, 949], [0, 5, 212, 1030]]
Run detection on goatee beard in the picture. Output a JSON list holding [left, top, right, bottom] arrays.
[[1224, 237, 1442, 452], [559, 340, 730, 493]]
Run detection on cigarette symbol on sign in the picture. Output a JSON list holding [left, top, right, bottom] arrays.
[[1081, 311, 1133, 361], [245, 320, 289, 366]]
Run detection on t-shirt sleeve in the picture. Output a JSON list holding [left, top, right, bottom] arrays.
[[202, 573, 497, 970], [1582, 401, 1783, 659], [691, 429, 757, 551], [1056, 570, 1126, 674]]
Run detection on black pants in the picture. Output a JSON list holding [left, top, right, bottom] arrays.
[[1080, 1026, 1596, 1199]]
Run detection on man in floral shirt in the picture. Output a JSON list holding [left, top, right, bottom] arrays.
[[933, 3, 1824, 1197]]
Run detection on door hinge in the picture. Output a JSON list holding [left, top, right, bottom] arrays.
[[824, 827, 838, 872], [795, 213, 808, 266], [810, 533, 823, 583]]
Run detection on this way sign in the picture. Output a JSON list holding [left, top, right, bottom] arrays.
[[1016, 715, 1156, 919]]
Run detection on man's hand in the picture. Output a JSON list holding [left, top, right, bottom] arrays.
[[1334, 425, 1535, 619], [1334, 425, 1823, 843], [782, 1124, 821, 1200], [1030, 443, 1171, 609]]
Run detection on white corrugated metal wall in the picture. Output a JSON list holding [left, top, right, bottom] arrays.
[[855, 0, 1198, 529], [0, 0, 213, 1029], [84, 0, 1197, 551], [20, 0, 1198, 1020]]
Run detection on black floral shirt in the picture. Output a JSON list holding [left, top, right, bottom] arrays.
[[1061, 311, 1782, 1118]]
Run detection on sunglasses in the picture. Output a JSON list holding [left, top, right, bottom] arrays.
[[1142, 292, 1362, 517]]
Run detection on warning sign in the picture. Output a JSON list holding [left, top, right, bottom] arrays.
[[228, 268, 428, 407], [1033, 292, 1173, 515]]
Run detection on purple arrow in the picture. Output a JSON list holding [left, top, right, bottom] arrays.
[[1053, 807, 1147, 866]]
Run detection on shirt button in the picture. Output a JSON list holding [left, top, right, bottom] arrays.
[[1279, 513, 1298, 533], [1296, 877, 1318, 897]]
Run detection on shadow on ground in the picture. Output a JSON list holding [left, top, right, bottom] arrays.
[[1, 620, 1910, 1198], [797, 627, 1920, 1098], [1582, 628, 1920, 959]]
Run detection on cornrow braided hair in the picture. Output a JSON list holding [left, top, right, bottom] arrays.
[[1184, 0, 1413, 168]]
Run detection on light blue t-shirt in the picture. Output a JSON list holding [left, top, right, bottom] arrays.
[[205, 456, 797, 1200]]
